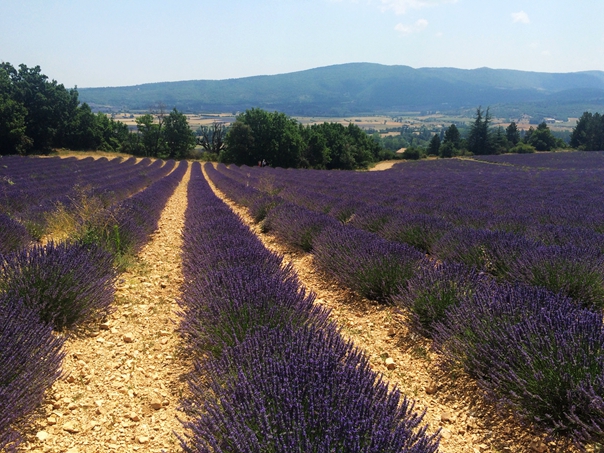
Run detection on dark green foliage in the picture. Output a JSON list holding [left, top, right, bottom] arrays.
[[427, 134, 441, 156], [467, 106, 494, 155], [0, 62, 129, 154], [402, 146, 422, 160], [524, 122, 562, 151], [570, 112, 604, 150], [506, 122, 520, 146], [163, 108, 196, 159], [222, 108, 383, 170], [509, 142, 536, 153]]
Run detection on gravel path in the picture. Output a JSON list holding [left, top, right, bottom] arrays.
[[19, 165, 191, 453]]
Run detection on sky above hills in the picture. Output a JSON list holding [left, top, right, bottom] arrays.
[[2, 0, 603, 88]]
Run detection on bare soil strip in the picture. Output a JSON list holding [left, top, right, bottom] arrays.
[[19, 166, 191, 453], [202, 166, 569, 453]]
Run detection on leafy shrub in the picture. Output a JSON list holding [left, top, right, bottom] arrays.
[[313, 225, 424, 302], [181, 325, 440, 453], [0, 240, 116, 331], [0, 297, 64, 452], [394, 261, 493, 336], [509, 143, 536, 154], [433, 284, 604, 446]]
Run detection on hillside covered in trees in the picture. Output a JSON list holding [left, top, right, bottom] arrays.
[[79, 63, 604, 119]]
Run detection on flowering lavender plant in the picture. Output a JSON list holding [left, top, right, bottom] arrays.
[[0, 297, 64, 451], [395, 260, 493, 336], [264, 202, 340, 251], [0, 214, 31, 255], [181, 325, 439, 453], [0, 240, 116, 331], [313, 225, 424, 302], [434, 283, 604, 446]]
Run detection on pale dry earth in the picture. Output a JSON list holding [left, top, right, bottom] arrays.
[[17, 165, 192, 453]]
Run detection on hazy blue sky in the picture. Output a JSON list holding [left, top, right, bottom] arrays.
[[2, 0, 603, 88]]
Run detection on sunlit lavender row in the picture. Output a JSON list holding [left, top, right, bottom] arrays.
[[178, 162, 439, 453]]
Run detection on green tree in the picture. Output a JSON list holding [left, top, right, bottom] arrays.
[[570, 112, 604, 151], [223, 108, 304, 167], [443, 124, 461, 148], [492, 126, 509, 154], [300, 125, 330, 169], [505, 122, 520, 146], [135, 113, 166, 157], [467, 106, 493, 155], [427, 134, 441, 156], [525, 121, 559, 151], [0, 94, 30, 155], [222, 121, 255, 165], [163, 108, 196, 159]]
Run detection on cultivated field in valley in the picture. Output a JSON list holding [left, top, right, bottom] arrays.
[[2, 151, 604, 453]]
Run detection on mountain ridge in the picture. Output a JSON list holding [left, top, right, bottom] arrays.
[[79, 62, 604, 118]]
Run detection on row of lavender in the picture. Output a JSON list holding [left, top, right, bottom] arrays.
[[205, 159, 604, 448], [0, 155, 175, 253], [0, 159, 188, 452], [215, 156, 604, 310], [178, 162, 439, 452]]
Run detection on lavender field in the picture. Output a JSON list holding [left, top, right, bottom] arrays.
[[4, 151, 604, 452], [206, 151, 604, 449]]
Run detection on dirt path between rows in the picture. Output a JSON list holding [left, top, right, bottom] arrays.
[[19, 166, 192, 453], [202, 165, 568, 453]]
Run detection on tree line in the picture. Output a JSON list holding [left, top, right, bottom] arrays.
[[420, 107, 568, 159], [3, 63, 602, 162], [209, 108, 391, 170], [0, 63, 130, 155], [0, 63, 196, 159]]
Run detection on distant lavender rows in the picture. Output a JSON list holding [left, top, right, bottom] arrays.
[[210, 154, 604, 309], [204, 154, 604, 447], [178, 162, 439, 453], [0, 155, 175, 252], [0, 157, 188, 451]]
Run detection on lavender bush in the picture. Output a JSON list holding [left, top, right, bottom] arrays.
[[432, 228, 539, 280], [0, 240, 116, 331], [0, 214, 31, 255], [434, 284, 604, 446], [313, 225, 424, 302], [0, 297, 65, 452], [394, 261, 493, 336], [380, 213, 452, 254], [181, 324, 439, 453], [510, 245, 604, 309], [264, 202, 340, 251], [179, 162, 439, 451]]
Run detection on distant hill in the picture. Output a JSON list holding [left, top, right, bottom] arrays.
[[78, 63, 604, 119]]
